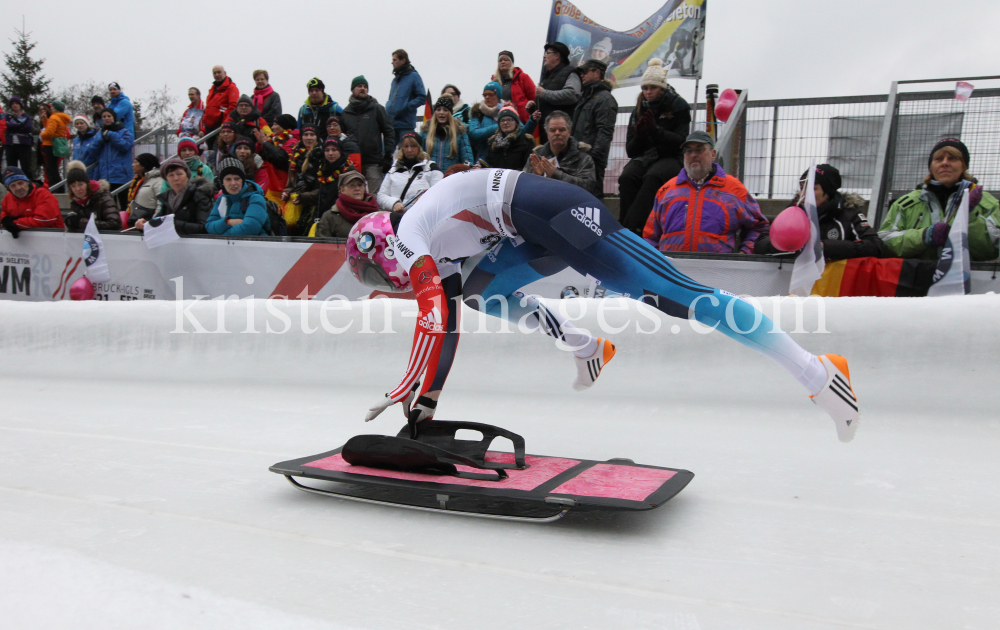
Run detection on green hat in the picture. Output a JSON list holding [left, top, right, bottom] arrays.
[[51, 100, 66, 113], [351, 75, 368, 91]]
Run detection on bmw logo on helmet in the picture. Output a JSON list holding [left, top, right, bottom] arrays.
[[358, 232, 375, 254]]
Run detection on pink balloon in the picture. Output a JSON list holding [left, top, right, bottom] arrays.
[[714, 88, 739, 123], [770, 206, 812, 252], [69, 277, 95, 301]]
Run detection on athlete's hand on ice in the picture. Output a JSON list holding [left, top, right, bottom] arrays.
[[364, 381, 421, 422], [364, 395, 393, 422]]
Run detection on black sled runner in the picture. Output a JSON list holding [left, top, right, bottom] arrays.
[[270, 420, 694, 523]]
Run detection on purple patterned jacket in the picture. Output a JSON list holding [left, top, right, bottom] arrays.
[[643, 164, 770, 254]]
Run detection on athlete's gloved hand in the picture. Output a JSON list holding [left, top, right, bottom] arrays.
[[365, 394, 393, 422], [408, 395, 437, 423], [364, 381, 420, 422], [923, 222, 951, 248], [406, 395, 438, 439]]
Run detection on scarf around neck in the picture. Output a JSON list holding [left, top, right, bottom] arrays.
[[166, 186, 186, 212], [317, 158, 355, 184], [128, 174, 146, 202], [335, 192, 379, 223], [252, 85, 273, 112]]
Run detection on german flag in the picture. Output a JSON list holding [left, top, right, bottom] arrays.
[[423, 89, 433, 122], [811, 257, 937, 297]]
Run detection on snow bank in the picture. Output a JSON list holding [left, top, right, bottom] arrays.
[[1, 295, 998, 630]]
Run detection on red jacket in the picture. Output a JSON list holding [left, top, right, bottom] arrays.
[[493, 67, 536, 123], [1, 183, 66, 228], [201, 76, 239, 131], [260, 130, 298, 194]]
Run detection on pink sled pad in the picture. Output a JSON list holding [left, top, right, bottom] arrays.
[[552, 464, 676, 501], [304, 452, 676, 501]]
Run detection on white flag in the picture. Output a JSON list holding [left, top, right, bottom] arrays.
[[789, 163, 825, 296], [927, 188, 971, 297], [955, 82, 974, 102], [143, 214, 181, 249], [83, 214, 110, 282]]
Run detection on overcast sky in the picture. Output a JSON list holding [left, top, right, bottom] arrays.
[[9, 0, 1000, 120]]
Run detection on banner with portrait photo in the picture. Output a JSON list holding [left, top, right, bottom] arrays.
[[545, 0, 706, 88]]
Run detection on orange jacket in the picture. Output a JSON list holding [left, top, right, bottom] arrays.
[[40, 112, 71, 147]]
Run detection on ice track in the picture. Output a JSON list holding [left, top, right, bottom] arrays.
[[1, 296, 998, 630]]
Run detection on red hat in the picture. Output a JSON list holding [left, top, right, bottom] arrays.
[[177, 137, 200, 154]]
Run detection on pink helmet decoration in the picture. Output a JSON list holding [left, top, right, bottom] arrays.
[[346, 211, 411, 293]]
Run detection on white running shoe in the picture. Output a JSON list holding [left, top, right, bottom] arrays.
[[811, 354, 860, 442], [572, 338, 616, 392]]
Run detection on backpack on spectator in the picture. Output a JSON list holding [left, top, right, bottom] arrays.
[[264, 198, 287, 236], [239, 196, 287, 237]]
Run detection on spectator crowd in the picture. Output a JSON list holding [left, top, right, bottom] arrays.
[[1, 44, 997, 265]]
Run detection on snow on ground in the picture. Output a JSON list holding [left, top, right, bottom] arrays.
[[1, 296, 998, 630]]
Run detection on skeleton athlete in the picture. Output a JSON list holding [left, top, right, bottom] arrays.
[[348, 168, 861, 442]]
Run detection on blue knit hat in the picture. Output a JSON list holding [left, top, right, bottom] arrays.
[[483, 81, 502, 97], [3, 167, 29, 187]]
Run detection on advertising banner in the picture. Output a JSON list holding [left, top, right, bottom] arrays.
[[1, 232, 996, 303], [545, 0, 706, 88], [0, 232, 368, 303]]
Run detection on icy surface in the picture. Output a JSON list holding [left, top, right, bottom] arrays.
[[1, 296, 998, 630]]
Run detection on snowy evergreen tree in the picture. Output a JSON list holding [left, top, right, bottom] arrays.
[[1, 26, 51, 117], [132, 99, 144, 132]]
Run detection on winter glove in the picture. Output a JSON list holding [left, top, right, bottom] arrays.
[[364, 381, 420, 423], [1, 215, 20, 238], [408, 396, 436, 424], [365, 394, 394, 422], [406, 396, 437, 438], [922, 222, 951, 248], [381, 155, 394, 174], [634, 110, 657, 135], [64, 212, 80, 230], [969, 184, 983, 210]]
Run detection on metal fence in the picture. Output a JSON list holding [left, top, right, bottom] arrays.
[[605, 95, 889, 199], [603, 82, 1000, 224], [872, 84, 1000, 225]]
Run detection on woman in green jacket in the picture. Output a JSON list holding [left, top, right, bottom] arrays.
[[878, 139, 1000, 261]]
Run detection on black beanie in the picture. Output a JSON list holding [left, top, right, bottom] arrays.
[[135, 153, 160, 172], [217, 157, 245, 183], [498, 50, 514, 63], [929, 138, 969, 168], [275, 114, 297, 131], [307, 77, 325, 91], [91, 95, 105, 106], [433, 95, 455, 111], [800, 164, 841, 199], [67, 168, 90, 186], [233, 136, 254, 152]]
